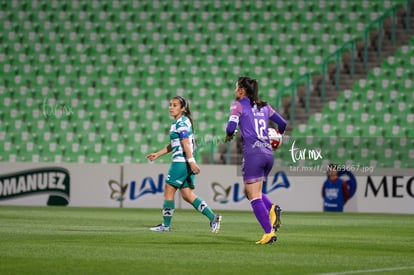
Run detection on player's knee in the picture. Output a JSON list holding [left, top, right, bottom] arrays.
[[181, 192, 195, 203]]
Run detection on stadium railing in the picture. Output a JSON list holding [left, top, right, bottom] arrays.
[[276, 0, 409, 128], [321, 39, 356, 103], [363, 5, 400, 69], [276, 73, 311, 125]]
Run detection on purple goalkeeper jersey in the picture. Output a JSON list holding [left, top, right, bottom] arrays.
[[227, 97, 277, 157]]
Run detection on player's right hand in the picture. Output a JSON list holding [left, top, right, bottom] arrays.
[[146, 153, 158, 162]]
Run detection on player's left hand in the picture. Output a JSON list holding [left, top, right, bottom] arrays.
[[224, 135, 234, 142]]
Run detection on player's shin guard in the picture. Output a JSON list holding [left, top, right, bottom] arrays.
[[261, 193, 273, 211], [162, 200, 175, 227], [251, 198, 273, 233], [192, 197, 215, 221]]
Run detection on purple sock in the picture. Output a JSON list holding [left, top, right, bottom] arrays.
[[251, 198, 272, 233], [261, 193, 273, 211]]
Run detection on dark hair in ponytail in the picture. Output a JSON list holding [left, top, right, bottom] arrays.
[[173, 95, 195, 132], [237, 76, 267, 110]]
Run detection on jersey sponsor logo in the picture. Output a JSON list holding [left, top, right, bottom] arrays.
[[252, 140, 272, 149], [325, 187, 340, 200]]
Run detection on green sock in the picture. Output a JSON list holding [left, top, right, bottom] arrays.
[[162, 200, 175, 227], [192, 197, 215, 221]]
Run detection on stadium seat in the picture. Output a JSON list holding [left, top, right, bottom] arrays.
[[0, 0, 411, 167]]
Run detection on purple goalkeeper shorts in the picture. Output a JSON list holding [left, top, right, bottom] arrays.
[[242, 152, 274, 184]]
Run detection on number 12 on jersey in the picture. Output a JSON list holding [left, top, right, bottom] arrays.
[[254, 118, 267, 139]]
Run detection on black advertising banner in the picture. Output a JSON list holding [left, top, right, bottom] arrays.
[[0, 167, 70, 206]]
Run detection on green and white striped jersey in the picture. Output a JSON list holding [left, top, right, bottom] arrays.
[[169, 115, 194, 162]]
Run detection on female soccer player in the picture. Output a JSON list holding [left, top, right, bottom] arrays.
[[146, 95, 222, 233], [225, 77, 287, 244]]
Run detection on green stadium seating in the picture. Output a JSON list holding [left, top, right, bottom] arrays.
[[0, 0, 412, 167]]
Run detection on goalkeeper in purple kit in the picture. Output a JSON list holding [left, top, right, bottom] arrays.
[[225, 76, 287, 244]]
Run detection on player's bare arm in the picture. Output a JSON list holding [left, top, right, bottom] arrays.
[[181, 138, 200, 174], [146, 144, 172, 161]]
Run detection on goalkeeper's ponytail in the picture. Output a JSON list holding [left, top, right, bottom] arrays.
[[237, 76, 267, 111]]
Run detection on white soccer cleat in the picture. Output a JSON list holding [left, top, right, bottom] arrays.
[[210, 214, 222, 233], [149, 224, 171, 232]]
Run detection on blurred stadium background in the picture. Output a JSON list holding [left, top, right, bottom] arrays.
[[0, 0, 413, 168]]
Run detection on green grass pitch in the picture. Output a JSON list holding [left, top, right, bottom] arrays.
[[1, 206, 414, 275]]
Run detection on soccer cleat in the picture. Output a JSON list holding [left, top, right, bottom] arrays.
[[255, 231, 277, 245], [210, 214, 222, 233], [149, 224, 171, 232], [270, 204, 282, 231]]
